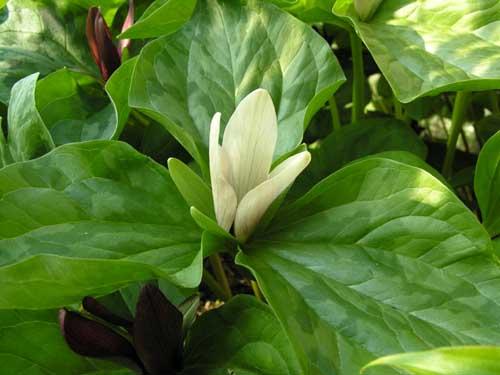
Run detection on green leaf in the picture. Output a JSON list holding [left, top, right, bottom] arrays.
[[0, 0, 98, 103], [119, 0, 197, 40], [182, 295, 302, 375], [190, 207, 235, 241], [475, 131, 500, 237], [106, 57, 136, 139], [130, 0, 345, 173], [168, 157, 214, 218], [265, 0, 338, 23], [292, 118, 427, 198], [0, 140, 202, 309], [372, 151, 448, 186], [0, 117, 12, 167], [7, 73, 55, 161], [363, 346, 500, 375], [238, 157, 497, 375], [0, 309, 134, 374], [333, 0, 500, 103], [35, 69, 116, 145], [71, 0, 127, 25]]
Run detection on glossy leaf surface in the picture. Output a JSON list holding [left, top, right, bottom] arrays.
[[0, 141, 202, 309], [183, 295, 301, 375], [238, 157, 497, 375], [130, 0, 345, 172], [334, 0, 500, 102]]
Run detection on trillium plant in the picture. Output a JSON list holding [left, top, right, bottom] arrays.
[[1, 0, 500, 374]]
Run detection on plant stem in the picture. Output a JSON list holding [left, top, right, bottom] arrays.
[[394, 98, 404, 120], [350, 30, 365, 123], [251, 280, 264, 302], [209, 254, 232, 300], [442, 91, 472, 179], [202, 269, 226, 300], [329, 96, 342, 131], [490, 92, 500, 114]]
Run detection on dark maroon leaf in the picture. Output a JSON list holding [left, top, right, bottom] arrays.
[[134, 284, 183, 375], [82, 296, 133, 330], [59, 309, 138, 363]]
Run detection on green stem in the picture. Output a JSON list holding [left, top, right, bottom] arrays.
[[251, 280, 264, 303], [394, 98, 404, 120], [209, 254, 232, 300], [350, 30, 365, 123], [490, 92, 500, 114], [202, 269, 227, 300], [130, 109, 151, 127], [329, 96, 342, 132], [442, 91, 472, 179]]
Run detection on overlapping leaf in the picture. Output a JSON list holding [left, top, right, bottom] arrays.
[[0, 141, 202, 309], [475, 130, 500, 237], [130, 0, 345, 175], [333, 0, 500, 102], [182, 295, 301, 375], [292, 118, 427, 197], [238, 157, 498, 375], [0, 0, 98, 103], [364, 346, 500, 375], [0, 309, 134, 374]]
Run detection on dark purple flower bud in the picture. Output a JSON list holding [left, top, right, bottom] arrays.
[[134, 284, 184, 375], [86, 7, 121, 81], [82, 296, 134, 331], [58, 309, 138, 363]]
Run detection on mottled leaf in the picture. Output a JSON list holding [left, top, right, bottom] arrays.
[[130, 0, 345, 174], [182, 295, 301, 375], [0, 141, 202, 309], [475, 130, 500, 237], [119, 0, 197, 39], [364, 346, 500, 375], [238, 157, 497, 375], [0, 309, 134, 374], [333, 0, 500, 102], [0, 0, 98, 103]]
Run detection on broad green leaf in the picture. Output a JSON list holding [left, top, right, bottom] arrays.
[[0, 141, 202, 309], [265, 0, 338, 23], [37, 62, 134, 144], [7, 73, 55, 161], [475, 131, 500, 237], [130, 0, 345, 174], [0, 117, 12, 167], [168, 158, 214, 218], [182, 295, 301, 375], [363, 346, 500, 375], [105, 57, 137, 139], [292, 118, 427, 198], [119, 0, 197, 39], [333, 0, 500, 103], [371, 151, 448, 186], [0, 0, 98, 103], [238, 157, 497, 375], [71, 0, 127, 24], [0, 309, 134, 374], [36, 69, 115, 145]]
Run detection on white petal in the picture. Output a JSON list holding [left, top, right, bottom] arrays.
[[234, 151, 311, 242], [209, 113, 237, 231], [222, 88, 278, 201]]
